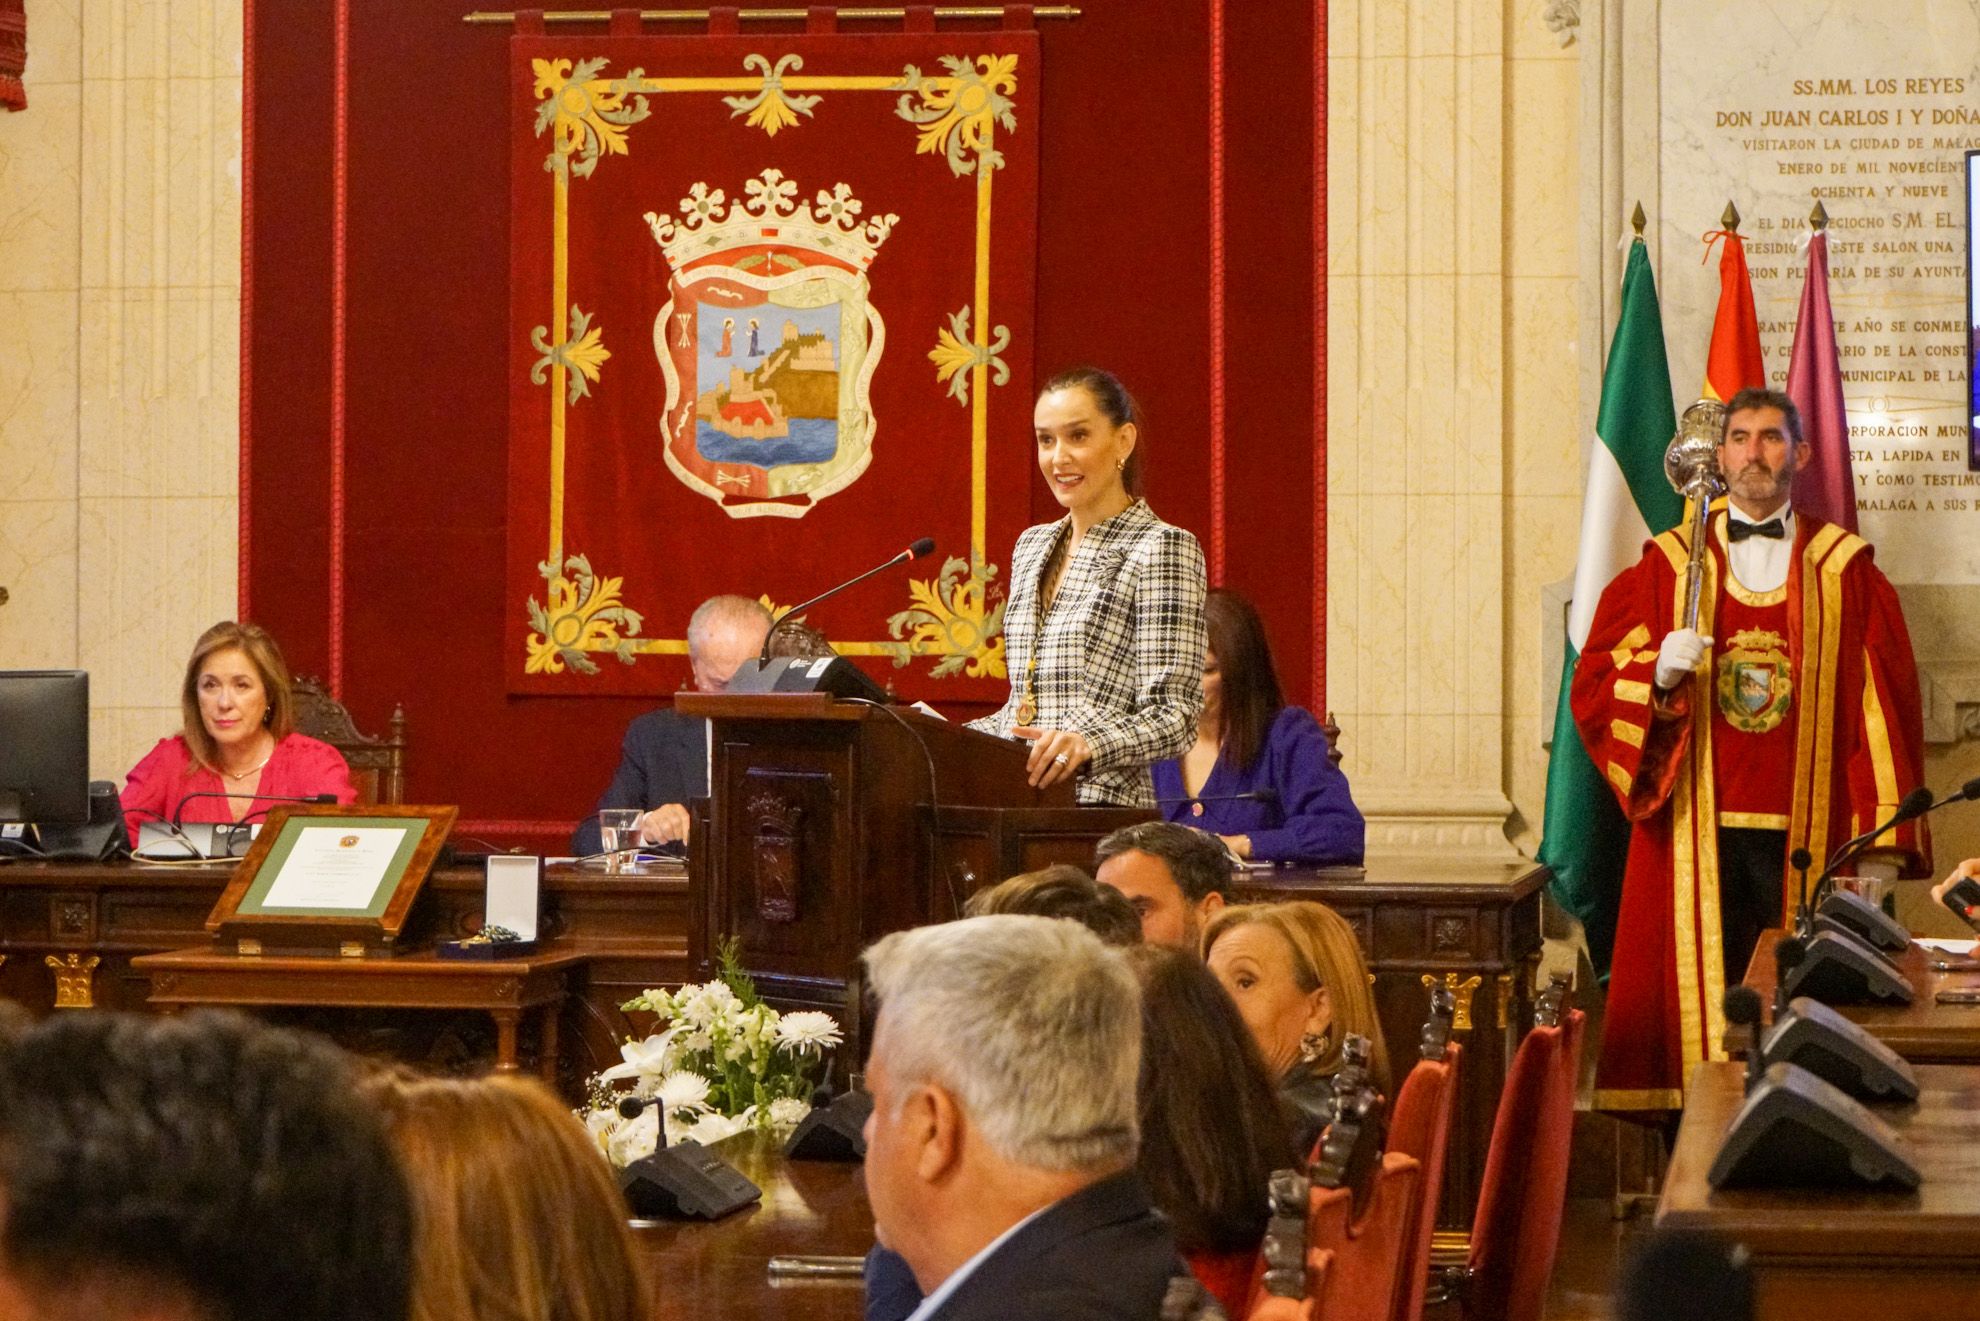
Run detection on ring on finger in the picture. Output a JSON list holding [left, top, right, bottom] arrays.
[[1053, 752, 1070, 766]]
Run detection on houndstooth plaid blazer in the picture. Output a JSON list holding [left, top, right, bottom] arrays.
[[968, 499, 1206, 807]]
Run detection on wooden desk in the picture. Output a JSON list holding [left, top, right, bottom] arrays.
[[1658, 1060, 1980, 1315], [132, 944, 591, 1079], [636, 1128, 871, 1321], [1246, 858, 1550, 1260], [1744, 928, 1980, 1061], [0, 859, 688, 1085]]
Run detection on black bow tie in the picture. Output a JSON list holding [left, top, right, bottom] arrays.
[[1728, 518, 1787, 543]]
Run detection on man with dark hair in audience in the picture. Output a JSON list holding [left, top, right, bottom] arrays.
[[0, 1010, 414, 1321], [962, 864, 1142, 946], [1094, 821, 1234, 950], [861, 915, 1176, 1321]]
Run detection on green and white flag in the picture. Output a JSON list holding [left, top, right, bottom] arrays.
[[1537, 236, 1683, 977]]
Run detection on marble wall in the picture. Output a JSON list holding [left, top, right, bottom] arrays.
[[1327, 0, 1583, 858], [0, 0, 242, 781]]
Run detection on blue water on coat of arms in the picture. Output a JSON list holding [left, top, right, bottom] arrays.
[[692, 298, 842, 470]]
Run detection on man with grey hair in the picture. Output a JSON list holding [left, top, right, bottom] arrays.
[[1093, 820, 1234, 950], [860, 915, 1176, 1321], [571, 594, 771, 855]]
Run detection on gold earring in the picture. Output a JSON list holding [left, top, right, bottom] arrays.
[[1116, 458, 1126, 472]]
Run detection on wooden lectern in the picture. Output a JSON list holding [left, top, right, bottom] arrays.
[[677, 694, 1149, 1063]]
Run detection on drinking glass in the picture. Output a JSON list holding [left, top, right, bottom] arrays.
[[597, 809, 642, 875]]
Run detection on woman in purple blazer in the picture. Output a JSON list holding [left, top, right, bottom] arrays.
[[1152, 589, 1363, 865]]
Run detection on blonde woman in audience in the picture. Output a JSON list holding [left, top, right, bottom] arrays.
[[361, 1069, 650, 1321], [1203, 900, 1390, 1155]]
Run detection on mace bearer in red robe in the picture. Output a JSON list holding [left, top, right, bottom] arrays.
[[1572, 386, 1929, 1112]]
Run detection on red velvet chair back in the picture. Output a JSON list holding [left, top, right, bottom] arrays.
[[1248, 1153, 1422, 1321], [1385, 1041, 1462, 1321], [1465, 1007, 1586, 1321]]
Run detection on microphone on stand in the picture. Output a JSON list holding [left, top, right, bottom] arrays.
[[756, 537, 937, 665], [1725, 986, 1767, 1094], [171, 791, 338, 831], [1806, 785, 1933, 912], [726, 539, 937, 703], [1153, 789, 1279, 807], [1772, 935, 1805, 1020]]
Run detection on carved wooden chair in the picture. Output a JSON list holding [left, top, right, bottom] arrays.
[[292, 677, 407, 805], [1386, 987, 1463, 1321], [1454, 974, 1585, 1321]]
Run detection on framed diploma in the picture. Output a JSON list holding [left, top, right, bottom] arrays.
[[206, 803, 458, 956]]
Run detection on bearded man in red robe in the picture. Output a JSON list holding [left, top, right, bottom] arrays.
[[1571, 387, 1928, 1112]]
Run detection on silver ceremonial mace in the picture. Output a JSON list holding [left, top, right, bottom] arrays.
[[1664, 399, 1728, 631]]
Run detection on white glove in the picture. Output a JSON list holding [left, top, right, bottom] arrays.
[[1653, 629, 1713, 691]]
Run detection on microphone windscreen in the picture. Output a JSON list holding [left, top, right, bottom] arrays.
[[1961, 776, 1980, 802], [1723, 985, 1764, 1027], [1790, 848, 1813, 872], [1897, 786, 1935, 821], [907, 536, 935, 560], [617, 1096, 647, 1120], [1775, 936, 1806, 972]]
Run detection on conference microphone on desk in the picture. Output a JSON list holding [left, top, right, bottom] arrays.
[[726, 537, 937, 703], [170, 791, 338, 831]]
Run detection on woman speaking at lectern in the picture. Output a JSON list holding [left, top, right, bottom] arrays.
[[966, 368, 1207, 807], [120, 621, 356, 842]]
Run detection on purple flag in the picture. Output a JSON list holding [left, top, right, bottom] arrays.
[[1786, 230, 1858, 532]]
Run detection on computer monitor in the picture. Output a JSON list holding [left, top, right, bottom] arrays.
[[0, 670, 90, 828]]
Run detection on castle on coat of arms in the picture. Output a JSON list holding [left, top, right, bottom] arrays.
[[699, 320, 839, 441]]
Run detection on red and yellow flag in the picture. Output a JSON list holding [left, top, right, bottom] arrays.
[[1702, 224, 1764, 401]]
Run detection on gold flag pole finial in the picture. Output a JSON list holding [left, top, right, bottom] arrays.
[[1809, 199, 1830, 231], [1721, 200, 1741, 233], [1631, 201, 1647, 236]]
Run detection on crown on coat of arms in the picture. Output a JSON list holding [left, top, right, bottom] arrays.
[[643, 169, 898, 271]]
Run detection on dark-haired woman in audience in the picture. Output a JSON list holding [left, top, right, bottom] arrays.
[[362, 1068, 651, 1321], [1153, 587, 1363, 865], [967, 367, 1207, 807], [1125, 943, 1298, 1316], [1204, 900, 1389, 1156], [120, 621, 355, 843]]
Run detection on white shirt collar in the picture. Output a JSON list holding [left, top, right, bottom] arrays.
[[1727, 500, 1794, 530]]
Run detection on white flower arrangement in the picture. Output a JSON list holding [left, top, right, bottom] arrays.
[[582, 939, 843, 1166]]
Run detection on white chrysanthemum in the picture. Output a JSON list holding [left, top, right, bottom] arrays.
[[595, 1030, 675, 1083], [656, 1070, 713, 1115], [768, 1096, 812, 1130], [582, 1106, 618, 1156], [775, 1011, 843, 1054], [606, 1107, 660, 1167]]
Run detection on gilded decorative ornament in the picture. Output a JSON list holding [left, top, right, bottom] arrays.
[[723, 53, 822, 137], [929, 306, 1011, 407], [887, 557, 1007, 679], [45, 953, 99, 1010], [530, 305, 611, 405], [526, 555, 645, 675], [532, 57, 653, 180], [894, 55, 1018, 176]]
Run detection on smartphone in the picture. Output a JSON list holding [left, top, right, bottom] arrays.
[[1940, 877, 1980, 933]]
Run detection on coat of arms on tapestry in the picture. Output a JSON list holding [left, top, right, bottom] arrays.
[[506, 25, 1040, 700]]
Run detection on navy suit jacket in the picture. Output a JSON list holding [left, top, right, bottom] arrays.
[[864, 1171, 1178, 1321], [570, 709, 708, 856]]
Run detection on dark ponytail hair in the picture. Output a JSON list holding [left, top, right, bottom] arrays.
[[1042, 366, 1143, 496]]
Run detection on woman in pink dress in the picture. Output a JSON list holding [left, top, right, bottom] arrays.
[[120, 621, 356, 843]]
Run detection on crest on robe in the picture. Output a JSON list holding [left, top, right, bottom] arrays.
[[1716, 628, 1794, 733]]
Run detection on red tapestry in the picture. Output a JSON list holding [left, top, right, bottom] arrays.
[[507, 24, 1040, 699]]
